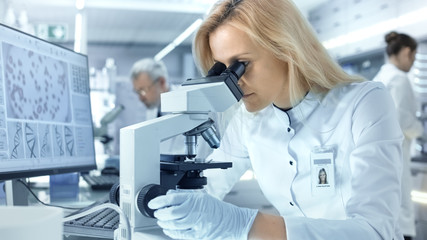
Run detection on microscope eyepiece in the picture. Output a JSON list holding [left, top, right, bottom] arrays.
[[207, 61, 245, 78], [180, 61, 245, 101], [222, 61, 246, 79], [207, 62, 226, 77]]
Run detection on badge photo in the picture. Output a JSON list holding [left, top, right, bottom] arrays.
[[311, 146, 335, 196]]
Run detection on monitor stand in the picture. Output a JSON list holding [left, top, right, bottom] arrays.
[[5, 179, 29, 206]]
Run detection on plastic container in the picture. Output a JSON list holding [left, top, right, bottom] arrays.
[[49, 172, 79, 201]]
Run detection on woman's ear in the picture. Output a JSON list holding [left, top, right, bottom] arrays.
[[400, 46, 411, 57]]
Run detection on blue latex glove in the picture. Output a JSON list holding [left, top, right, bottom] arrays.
[[148, 189, 258, 240]]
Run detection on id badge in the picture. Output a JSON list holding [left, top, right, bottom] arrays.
[[311, 146, 335, 196]]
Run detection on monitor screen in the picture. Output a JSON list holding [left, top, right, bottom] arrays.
[[0, 24, 96, 181]]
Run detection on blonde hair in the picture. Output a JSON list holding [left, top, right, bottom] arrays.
[[193, 0, 363, 106]]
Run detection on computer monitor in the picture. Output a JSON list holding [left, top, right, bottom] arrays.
[[0, 24, 96, 181]]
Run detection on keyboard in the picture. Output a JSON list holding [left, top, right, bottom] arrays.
[[64, 199, 119, 239], [82, 174, 119, 190]]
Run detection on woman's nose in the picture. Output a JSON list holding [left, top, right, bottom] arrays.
[[238, 77, 246, 87]]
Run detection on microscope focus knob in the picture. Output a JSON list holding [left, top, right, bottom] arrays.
[[136, 184, 167, 218], [109, 182, 120, 206]]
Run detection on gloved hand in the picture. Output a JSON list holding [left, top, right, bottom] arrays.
[[148, 189, 258, 240]]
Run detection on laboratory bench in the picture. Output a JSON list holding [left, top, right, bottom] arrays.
[[19, 175, 273, 240], [3, 160, 426, 240], [25, 177, 169, 240]]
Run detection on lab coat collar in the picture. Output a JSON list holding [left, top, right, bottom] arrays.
[[372, 63, 407, 88], [240, 91, 321, 128], [383, 62, 405, 74], [272, 91, 320, 128]]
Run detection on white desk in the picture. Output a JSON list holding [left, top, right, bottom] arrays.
[[23, 175, 276, 240], [28, 176, 171, 240]]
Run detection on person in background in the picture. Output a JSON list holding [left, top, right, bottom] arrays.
[[130, 58, 170, 120], [111, 58, 173, 155], [148, 0, 404, 239], [373, 31, 422, 240], [129, 58, 188, 155]]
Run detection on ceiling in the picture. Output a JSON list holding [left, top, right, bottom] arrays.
[[3, 0, 329, 46]]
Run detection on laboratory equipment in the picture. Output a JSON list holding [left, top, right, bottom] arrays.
[[93, 104, 125, 154], [49, 172, 80, 200], [118, 61, 245, 239], [0, 23, 96, 204], [85, 103, 124, 188], [86, 104, 123, 190]]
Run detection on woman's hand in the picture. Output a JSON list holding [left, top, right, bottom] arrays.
[[148, 189, 258, 240]]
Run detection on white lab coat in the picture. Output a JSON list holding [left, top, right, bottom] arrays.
[[373, 63, 423, 237], [205, 81, 404, 239]]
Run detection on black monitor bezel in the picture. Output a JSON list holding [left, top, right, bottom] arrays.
[[0, 23, 97, 181]]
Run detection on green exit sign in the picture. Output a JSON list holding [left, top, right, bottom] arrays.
[[36, 24, 68, 42]]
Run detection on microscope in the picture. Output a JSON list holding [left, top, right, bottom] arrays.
[[93, 104, 125, 154], [117, 61, 245, 240]]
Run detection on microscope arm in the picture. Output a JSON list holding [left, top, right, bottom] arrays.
[[120, 113, 208, 229]]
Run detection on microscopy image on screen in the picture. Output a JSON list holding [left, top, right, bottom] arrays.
[[0, 152, 8, 160], [71, 65, 89, 95], [24, 122, 39, 158], [2, 42, 71, 122], [0, 129, 8, 152], [53, 124, 64, 157], [64, 126, 75, 157], [75, 126, 95, 157], [38, 123, 52, 158], [0, 24, 96, 180], [0, 48, 3, 106], [72, 95, 92, 124], [7, 121, 24, 159], [0, 107, 6, 128]]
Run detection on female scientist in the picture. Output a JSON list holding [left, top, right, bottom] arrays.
[[318, 168, 328, 185], [373, 31, 422, 240], [148, 0, 404, 239]]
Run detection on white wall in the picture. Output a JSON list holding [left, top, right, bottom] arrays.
[[0, 2, 5, 20]]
